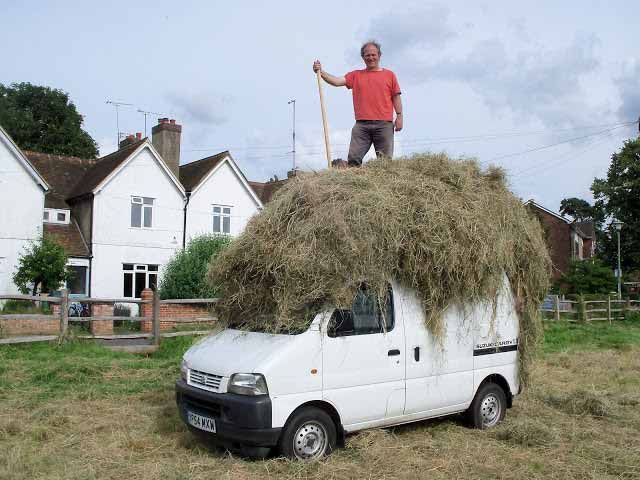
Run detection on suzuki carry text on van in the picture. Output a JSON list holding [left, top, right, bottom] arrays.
[[176, 278, 519, 459]]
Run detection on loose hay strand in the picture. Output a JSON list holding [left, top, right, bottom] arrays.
[[208, 153, 551, 384]]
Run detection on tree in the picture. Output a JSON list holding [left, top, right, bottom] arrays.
[[0, 82, 98, 158], [159, 235, 231, 299], [556, 258, 616, 295], [559, 197, 595, 221], [13, 238, 69, 295], [591, 138, 640, 272]]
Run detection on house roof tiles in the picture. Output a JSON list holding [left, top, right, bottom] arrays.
[[43, 222, 90, 257], [25, 151, 96, 209], [67, 139, 145, 200], [179, 151, 228, 192]]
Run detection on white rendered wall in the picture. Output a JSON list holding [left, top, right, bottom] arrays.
[[0, 140, 44, 295], [186, 161, 260, 240], [90, 147, 184, 298]]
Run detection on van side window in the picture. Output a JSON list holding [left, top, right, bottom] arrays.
[[328, 285, 394, 337]]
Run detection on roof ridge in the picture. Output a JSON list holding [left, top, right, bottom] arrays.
[[180, 150, 229, 169], [24, 150, 97, 164]]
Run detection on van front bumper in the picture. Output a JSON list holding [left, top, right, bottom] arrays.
[[175, 379, 281, 447]]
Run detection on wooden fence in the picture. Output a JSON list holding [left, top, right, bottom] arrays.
[[0, 289, 218, 345], [541, 295, 640, 323]]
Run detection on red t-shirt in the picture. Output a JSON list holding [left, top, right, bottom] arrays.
[[344, 69, 401, 121]]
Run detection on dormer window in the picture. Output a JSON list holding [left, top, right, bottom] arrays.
[[43, 208, 70, 224]]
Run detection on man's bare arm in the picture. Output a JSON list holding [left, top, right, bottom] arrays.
[[393, 94, 403, 132], [313, 60, 347, 87]]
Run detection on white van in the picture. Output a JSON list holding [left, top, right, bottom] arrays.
[[176, 278, 520, 459]]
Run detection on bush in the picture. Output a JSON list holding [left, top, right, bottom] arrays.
[[159, 235, 230, 299], [556, 258, 616, 295]]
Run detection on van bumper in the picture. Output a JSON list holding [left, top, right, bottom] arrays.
[[175, 380, 281, 448]]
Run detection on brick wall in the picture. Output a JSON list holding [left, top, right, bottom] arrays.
[[0, 315, 59, 335], [530, 209, 572, 280], [140, 289, 214, 332]]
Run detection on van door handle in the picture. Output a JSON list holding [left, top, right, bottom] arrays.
[[388, 349, 400, 356], [414, 346, 420, 361]]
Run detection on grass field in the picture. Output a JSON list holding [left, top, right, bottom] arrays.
[[1, 317, 640, 479]]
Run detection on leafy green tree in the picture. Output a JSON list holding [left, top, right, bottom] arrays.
[[159, 235, 231, 299], [559, 197, 595, 221], [12, 237, 69, 295], [556, 258, 616, 295], [592, 138, 640, 272], [0, 82, 98, 158]]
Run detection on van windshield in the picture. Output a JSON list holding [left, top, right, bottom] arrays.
[[226, 306, 322, 335]]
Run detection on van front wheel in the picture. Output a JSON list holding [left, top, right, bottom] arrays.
[[279, 407, 337, 460], [468, 383, 506, 429]]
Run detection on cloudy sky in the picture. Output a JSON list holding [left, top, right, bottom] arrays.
[[2, 0, 638, 212]]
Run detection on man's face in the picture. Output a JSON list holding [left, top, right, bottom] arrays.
[[362, 45, 380, 69]]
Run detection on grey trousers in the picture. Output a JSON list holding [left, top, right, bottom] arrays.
[[347, 120, 394, 166]]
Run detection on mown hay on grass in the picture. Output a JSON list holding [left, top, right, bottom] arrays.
[[208, 153, 551, 383]]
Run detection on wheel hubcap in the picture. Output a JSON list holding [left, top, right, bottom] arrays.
[[480, 393, 501, 427], [293, 421, 327, 460]]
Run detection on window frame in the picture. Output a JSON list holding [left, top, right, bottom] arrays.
[[122, 263, 159, 299], [327, 284, 395, 338], [43, 208, 70, 225], [130, 196, 154, 229], [212, 204, 232, 234]]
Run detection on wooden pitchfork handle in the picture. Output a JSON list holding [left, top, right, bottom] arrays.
[[316, 70, 332, 168]]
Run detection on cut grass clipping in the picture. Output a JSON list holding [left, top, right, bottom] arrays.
[[209, 154, 551, 384]]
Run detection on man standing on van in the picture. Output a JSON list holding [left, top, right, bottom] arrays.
[[313, 41, 403, 167]]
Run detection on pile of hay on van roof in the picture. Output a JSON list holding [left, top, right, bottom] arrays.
[[208, 153, 551, 383]]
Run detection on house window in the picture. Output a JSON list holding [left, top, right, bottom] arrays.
[[213, 205, 231, 234], [43, 208, 70, 224], [123, 263, 159, 298], [131, 197, 154, 228], [67, 265, 88, 295]]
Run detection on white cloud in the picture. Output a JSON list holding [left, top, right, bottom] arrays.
[[165, 90, 232, 126], [614, 59, 640, 123], [351, 3, 457, 63]]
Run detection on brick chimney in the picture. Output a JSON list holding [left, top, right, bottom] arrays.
[[152, 118, 181, 178], [119, 133, 140, 149]]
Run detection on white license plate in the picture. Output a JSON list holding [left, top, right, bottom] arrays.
[[187, 411, 216, 433]]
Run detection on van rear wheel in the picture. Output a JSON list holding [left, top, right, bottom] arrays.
[[279, 407, 336, 460], [468, 383, 506, 429]]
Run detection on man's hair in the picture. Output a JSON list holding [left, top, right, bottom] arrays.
[[360, 40, 381, 57]]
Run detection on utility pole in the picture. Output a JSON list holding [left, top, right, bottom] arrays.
[[288, 99, 296, 171], [137, 109, 165, 138], [106, 100, 133, 147]]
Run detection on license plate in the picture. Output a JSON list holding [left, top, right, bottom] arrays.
[[187, 411, 216, 433]]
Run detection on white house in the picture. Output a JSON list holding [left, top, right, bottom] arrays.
[[23, 117, 264, 300], [0, 126, 49, 295], [180, 151, 263, 241], [65, 139, 186, 299]]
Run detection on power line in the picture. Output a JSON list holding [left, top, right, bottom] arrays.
[[484, 122, 635, 164], [182, 120, 638, 154]]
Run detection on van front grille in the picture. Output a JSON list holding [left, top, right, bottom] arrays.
[[188, 369, 223, 392]]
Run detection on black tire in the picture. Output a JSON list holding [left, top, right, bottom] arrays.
[[279, 407, 337, 460], [467, 382, 507, 429]]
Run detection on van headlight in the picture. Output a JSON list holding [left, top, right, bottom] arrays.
[[180, 359, 189, 381], [228, 373, 269, 396]]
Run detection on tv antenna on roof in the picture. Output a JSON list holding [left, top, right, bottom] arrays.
[[106, 100, 133, 147], [137, 109, 165, 138]]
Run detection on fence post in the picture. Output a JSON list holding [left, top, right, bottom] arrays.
[[555, 295, 561, 321], [626, 297, 631, 315], [152, 289, 160, 346], [579, 296, 587, 323], [607, 295, 612, 324], [59, 288, 69, 340]]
